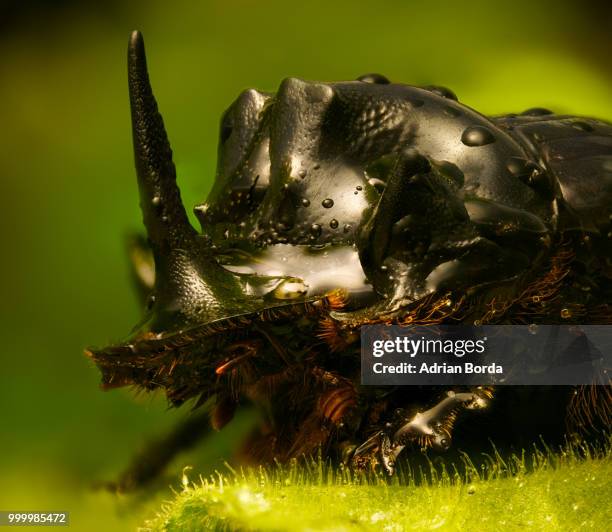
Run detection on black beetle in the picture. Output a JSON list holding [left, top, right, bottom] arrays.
[[88, 32, 611, 488]]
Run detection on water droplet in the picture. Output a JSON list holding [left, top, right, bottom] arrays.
[[367, 177, 386, 192], [461, 126, 496, 147], [343, 224, 352, 233], [330, 219, 339, 229], [301, 198, 310, 207], [425, 85, 458, 101], [356, 185, 363, 191], [273, 278, 308, 299], [357, 73, 390, 84], [521, 108, 553, 116], [151, 196, 161, 206], [310, 224, 322, 237], [467, 485, 476, 495], [298, 170, 307, 178], [322, 198, 334, 208], [561, 308, 572, 319]]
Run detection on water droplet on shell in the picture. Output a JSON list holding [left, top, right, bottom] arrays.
[[461, 126, 496, 147]]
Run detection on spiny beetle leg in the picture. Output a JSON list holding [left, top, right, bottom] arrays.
[[353, 388, 492, 475]]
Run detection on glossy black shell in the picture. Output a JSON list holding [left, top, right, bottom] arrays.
[[188, 78, 611, 322], [200, 79, 556, 245]]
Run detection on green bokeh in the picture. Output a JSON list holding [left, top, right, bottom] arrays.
[[0, 1, 610, 530]]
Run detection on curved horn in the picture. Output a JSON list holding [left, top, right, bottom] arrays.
[[128, 30, 196, 250]]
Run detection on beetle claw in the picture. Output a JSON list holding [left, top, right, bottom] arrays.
[[353, 389, 491, 474], [352, 429, 403, 475], [353, 430, 385, 457]]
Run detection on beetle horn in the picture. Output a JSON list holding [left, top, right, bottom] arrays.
[[128, 30, 196, 250]]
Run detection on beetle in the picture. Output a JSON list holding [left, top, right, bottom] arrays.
[[88, 31, 611, 489]]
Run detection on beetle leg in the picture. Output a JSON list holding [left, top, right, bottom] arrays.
[[353, 388, 492, 475], [379, 431, 405, 475], [353, 430, 405, 475], [98, 408, 212, 492], [392, 390, 490, 450], [353, 430, 384, 456]]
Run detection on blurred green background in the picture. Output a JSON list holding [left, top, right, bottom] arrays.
[[0, 0, 610, 529]]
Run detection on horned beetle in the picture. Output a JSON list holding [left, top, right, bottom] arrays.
[[88, 31, 611, 489]]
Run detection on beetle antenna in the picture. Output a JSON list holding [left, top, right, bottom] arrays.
[[127, 30, 196, 251]]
